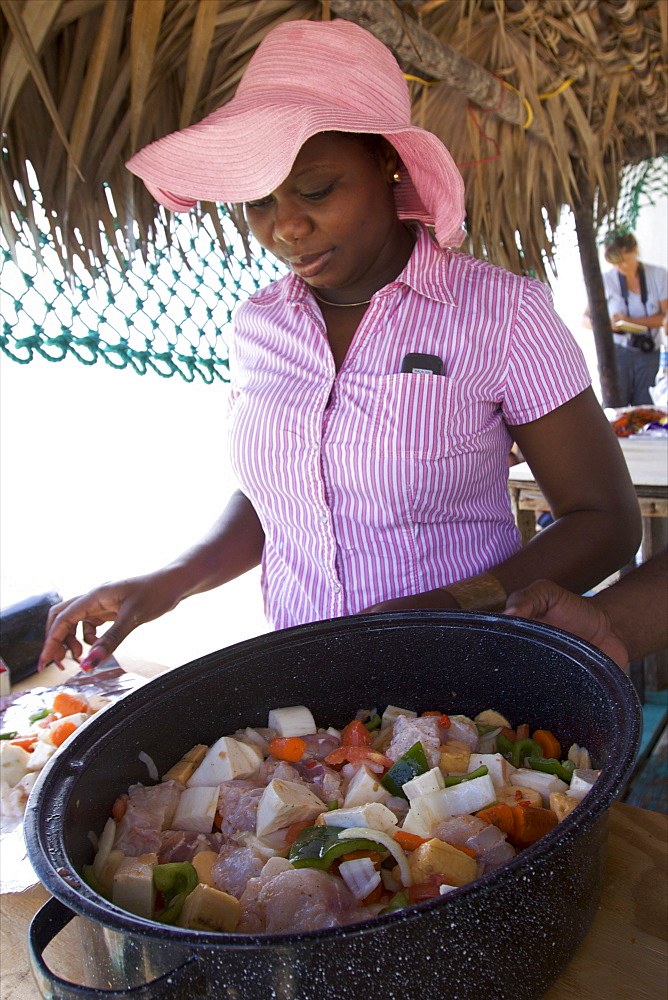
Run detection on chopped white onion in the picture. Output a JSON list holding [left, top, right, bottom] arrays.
[[138, 751, 158, 781], [338, 857, 381, 901], [338, 826, 413, 887]]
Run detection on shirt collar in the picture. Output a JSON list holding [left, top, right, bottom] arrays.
[[392, 224, 456, 305], [280, 222, 456, 307]]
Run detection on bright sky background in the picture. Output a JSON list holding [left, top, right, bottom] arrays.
[[1, 195, 666, 669]]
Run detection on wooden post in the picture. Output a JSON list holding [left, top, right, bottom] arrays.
[[571, 181, 622, 408], [328, 0, 557, 146]]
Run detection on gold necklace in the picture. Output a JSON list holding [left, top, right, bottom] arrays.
[[311, 289, 372, 308]]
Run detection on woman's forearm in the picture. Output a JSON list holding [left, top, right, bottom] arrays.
[[615, 310, 666, 329], [488, 506, 640, 600], [491, 391, 642, 598], [162, 490, 265, 601]]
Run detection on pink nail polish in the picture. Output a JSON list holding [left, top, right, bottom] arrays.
[[80, 648, 104, 673]]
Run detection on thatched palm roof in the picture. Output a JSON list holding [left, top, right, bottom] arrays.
[[1, 0, 666, 284]]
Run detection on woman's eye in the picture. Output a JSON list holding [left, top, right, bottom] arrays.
[[302, 184, 334, 201], [245, 196, 273, 210]]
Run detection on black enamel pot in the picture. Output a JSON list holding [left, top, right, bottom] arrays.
[[24, 611, 641, 1000]]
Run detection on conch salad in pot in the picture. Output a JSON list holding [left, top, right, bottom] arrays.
[[85, 705, 599, 933]]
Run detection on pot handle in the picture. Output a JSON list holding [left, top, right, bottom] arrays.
[[29, 897, 203, 1000]]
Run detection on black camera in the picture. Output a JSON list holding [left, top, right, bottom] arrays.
[[629, 332, 655, 353]]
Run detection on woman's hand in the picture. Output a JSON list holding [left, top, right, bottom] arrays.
[[37, 490, 265, 673], [361, 588, 461, 613], [504, 580, 629, 668], [38, 570, 185, 672]]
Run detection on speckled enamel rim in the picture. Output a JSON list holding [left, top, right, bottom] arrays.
[[25, 610, 641, 948]]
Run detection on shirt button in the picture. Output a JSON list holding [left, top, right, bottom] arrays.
[[332, 583, 341, 593]]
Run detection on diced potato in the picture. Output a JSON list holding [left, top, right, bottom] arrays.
[[161, 759, 200, 785], [567, 744, 592, 770], [474, 710, 512, 729], [468, 753, 516, 788], [402, 790, 452, 838], [183, 744, 209, 764], [161, 742, 209, 784], [441, 773, 497, 816], [187, 737, 262, 786], [509, 769, 568, 807], [86, 694, 109, 713], [550, 791, 581, 821], [343, 765, 390, 808], [322, 802, 398, 834], [408, 838, 478, 887], [494, 784, 543, 808], [267, 706, 316, 738], [255, 778, 324, 837], [112, 855, 157, 919], [403, 766, 445, 801], [26, 740, 57, 772], [0, 743, 30, 787], [192, 849, 218, 887], [172, 786, 219, 833], [179, 884, 240, 932], [439, 740, 471, 775], [568, 768, 600, 799]]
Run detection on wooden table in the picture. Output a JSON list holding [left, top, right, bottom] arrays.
[[507, 434, 668, 549], [1, 660, 667, 1000]]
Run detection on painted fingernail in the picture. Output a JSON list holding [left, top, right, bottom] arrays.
[[79, 647, 106, 673]]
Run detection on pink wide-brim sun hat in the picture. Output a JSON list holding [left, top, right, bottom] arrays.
[[126, 18, 466, 247]]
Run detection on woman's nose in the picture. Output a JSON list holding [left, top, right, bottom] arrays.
[[273, 202, 313, 244]]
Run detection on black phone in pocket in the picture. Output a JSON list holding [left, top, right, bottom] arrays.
[[400, 353, 444, 375]]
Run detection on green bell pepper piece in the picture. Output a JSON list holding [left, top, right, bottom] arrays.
[[528, 757, 576, 783], [476, 723, 502, 736], [288, 825, 382, 870], [0, 731, 18, 740], [496, 733, 515, 758], [443, 764, 489, 787], [497, 734, 544, 768], [153, 861, 198, 924], [380, 741, 429, 799], [364, 713, 382, 732], [510, 738, 544, 768], [381, 889, 409, 914], [29, 708, 50, 724]]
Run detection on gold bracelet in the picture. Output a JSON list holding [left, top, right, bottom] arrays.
[[441, 571, 507, 612]]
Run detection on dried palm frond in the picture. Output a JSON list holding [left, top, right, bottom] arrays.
[[1, 0, 666, 281]]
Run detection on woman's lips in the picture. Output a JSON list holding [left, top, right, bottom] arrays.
[[287, 249, 334, 278]]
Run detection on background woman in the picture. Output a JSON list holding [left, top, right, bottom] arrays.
[[38, 19, 641, 671], [597, 230, 667, 405]]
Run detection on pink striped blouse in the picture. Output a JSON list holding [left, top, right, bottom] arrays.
[[227, 225, 591, 630]]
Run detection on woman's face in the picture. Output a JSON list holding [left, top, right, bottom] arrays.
[[612, 249, 639, 277], [243, 132, 413, 302]]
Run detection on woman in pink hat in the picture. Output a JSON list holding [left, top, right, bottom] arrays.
[[39, 19, 640, 670]]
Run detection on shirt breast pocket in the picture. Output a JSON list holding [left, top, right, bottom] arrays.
[[372, 372, 454, 459]]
